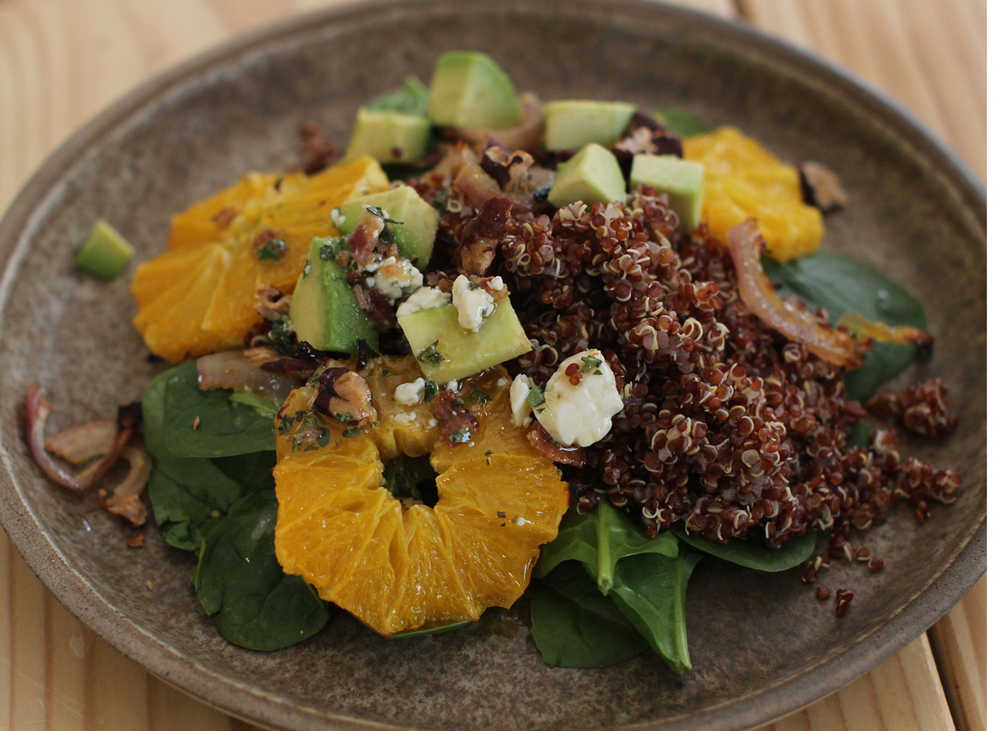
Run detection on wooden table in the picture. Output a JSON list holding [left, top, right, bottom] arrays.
[[0, 1, 985, 729]]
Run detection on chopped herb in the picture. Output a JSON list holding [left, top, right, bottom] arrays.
[[316, 428, 331, 447], [581, 355, 603, 374], [449, 427, 472, 444], [527, 383, 546, 408], [277, 415, 295, 435], [468, 280, 482, 290], [343, 427, 364, 438], [418, 341, 443, 365], [431, 190, 449, 213], [423, 380, 439, 402], [318, 242, 337, 261], [364, 205, 403, 225], [257, 238, 287, 261], [332, 412, 354, 423], [469, 387, 491, 404], [268, 316, 296, 355]]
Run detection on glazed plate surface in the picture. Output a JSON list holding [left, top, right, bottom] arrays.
[[0, 2, 985, 729]]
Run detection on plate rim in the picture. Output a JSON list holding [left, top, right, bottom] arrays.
[[0, 1, 985, 729]]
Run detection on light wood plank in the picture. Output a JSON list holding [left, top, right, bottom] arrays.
[[929, 577, 987, 731]]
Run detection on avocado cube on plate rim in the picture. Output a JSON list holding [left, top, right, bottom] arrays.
[[74, 219, 135, 280]]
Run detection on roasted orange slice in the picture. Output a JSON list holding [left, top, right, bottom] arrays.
[[685, 126, 824, 262], [273, 358, 569, 636], [130, 157, 389, 361]]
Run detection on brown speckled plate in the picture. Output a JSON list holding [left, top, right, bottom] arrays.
[[0, 2, 985, 728]]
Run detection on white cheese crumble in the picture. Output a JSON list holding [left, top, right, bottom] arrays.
[[508, 374, 534, 427], [393, 377, 425, 406], [374, 257, 423, 301], [446, 380, 459, 393], [393, 411, 417, 423], [452, 274, 495, 332], [330, 207, 346, 228], [487, 276, 504, 291], [534, 349, 624, 447], [397, 286, 451, 317]]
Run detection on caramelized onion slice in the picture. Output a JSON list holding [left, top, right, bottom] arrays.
[[25, 386, 135, 492], [97, 444, 152, 527], [727, 220, 867, 369], [526, 423, 586, 467], [45, 420, 117, 464], [197, 350, 297, 402], [837, 313, 933, 349]]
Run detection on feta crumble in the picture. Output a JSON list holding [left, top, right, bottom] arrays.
[[374, 257, 423, 301], [508, 374, 534, 427], [397, 286, 451, 317], [487, 276, 504, 291], [534, 350, 624, 447], [330, 207, 346, 228], [452, 274, 496, 332], [394, 377, 425, 406], [446, 380, 459, 393]]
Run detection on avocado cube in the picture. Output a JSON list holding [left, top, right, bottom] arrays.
[[630, 154, 705, 231], [74, 219, 134, 280], [338, 186, 440, 268], [547, 143, 627, 208], [289, 237, 378, 354], [428, 51, 521, 129], [398, 298, 532, 382], [543, 100, 636, 151], [344, 108, 432, 165]]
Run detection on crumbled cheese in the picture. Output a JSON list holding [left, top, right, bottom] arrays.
[[535, 349, 623, 447], [509, 374, 534, 427], [452, 274, 495, 332], [361, 253, 384, 274], [330, 207, 346, 228], [394, 377, 425, 406], [487, 276, 504, 291], [374, 257, 423, 301], [394, 411, 417, 423], [446, 380, 458, 393], [496, 377, 509, 387], [397, 286, 451, 317], [428, 418, 438, 427]]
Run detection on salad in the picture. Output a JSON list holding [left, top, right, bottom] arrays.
[[26, 50, 961, 673]]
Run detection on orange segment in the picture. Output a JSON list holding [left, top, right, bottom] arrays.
[[684, 127, 824, 262], [273, 359, 569, 636], [131, 157, 390, 362]]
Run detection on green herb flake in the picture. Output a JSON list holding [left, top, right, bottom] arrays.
[[449, 427, 472, 444], [257, 238, 287, 262], [418, 341, 444, 365], [527, 383, 546, 408], [423, 380, 439, 402], [364, 205, 403, 225], [332, 412, 354, 423], [469, 387, 491, 404], [581, 355, 603, 375], [343, 427, 364, 438]]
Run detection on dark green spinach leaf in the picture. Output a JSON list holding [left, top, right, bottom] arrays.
[[534, 501, 678, 593], [762, 251, 928, 401], [367, 76, 430, 116], [652, 107, 711, 138], [609, 550, 700, 674], [673, 530, 816, 572], [530, 563, 647, 668], [193, 491, 329, 651], [229, 390, 280, 419], [142, 360, 276, 458]]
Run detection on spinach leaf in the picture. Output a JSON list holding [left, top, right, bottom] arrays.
[[762, 251, 928, 401], [609, 550, 700, 674], [193, 491, 329, 651], [534, 501, 678, 593], [213, 451, 277, 494], [653, 107, 711, 138], [530, 563, 647, 668], [673, 530, 816, 572], [367, 76, 430, 116], [390, 621, 471, 639], [229, 390, 280, 419], [142, 360, 275, 458]]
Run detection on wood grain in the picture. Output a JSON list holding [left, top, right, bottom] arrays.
[[0, 1, 984, 730]]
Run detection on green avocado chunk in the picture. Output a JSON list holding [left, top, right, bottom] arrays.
[[543, 100, 636, 151], [428, 51, 521, 128], [288, 237, 377, 354], [74, 219, 134, 280], [338, 186, 439, 268], [547, 143, 627, 208], [398, 298, 532, 382], [344, 108, 432, 165], [629, 154, 705, 232]]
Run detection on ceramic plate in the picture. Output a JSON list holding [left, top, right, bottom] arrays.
[[0, 2, 985, 728]]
